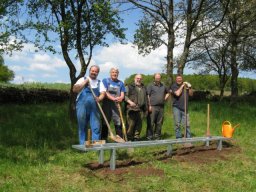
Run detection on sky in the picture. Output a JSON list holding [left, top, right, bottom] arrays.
[[3, 4, 256, 84]]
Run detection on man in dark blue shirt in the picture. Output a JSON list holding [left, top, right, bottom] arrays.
[[170, 74, 193, 139]]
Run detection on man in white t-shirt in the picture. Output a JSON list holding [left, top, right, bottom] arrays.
[[73, 65, 106, 145]]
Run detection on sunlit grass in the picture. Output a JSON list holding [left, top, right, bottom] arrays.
[[0, 100, 255, 191]]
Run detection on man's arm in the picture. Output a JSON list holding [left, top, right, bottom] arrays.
[[73, 78, 89, 93], [95, 92, 105, 102], [174, 84, 185, 97], [188, 88, 193, 96]]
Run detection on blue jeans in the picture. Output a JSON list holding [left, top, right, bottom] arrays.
[[76, 90, 100, 145], [173, 106, 191, 139]]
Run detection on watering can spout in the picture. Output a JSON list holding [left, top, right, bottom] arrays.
[[222, 121, 240, 138]]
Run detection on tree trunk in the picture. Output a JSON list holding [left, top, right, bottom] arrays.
[[230, 35, 239, 100], [166, 0, 174, 85], [177, 0, 193, 75], [62, 48, 78, 121]]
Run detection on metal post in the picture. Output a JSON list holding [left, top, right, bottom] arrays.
[[110, 149, 116, 170], [217, 140, 222, 150], [98, 149, 104, 164], [166, 145, 173, 156], [205, 137, 210, 147]]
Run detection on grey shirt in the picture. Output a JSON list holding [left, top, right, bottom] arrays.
[[147, 82, 168, 106]]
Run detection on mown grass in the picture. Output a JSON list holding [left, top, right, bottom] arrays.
[[0, 100, 256, 192]]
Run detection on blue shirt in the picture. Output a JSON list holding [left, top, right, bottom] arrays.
[[102, 78, 126, 97]]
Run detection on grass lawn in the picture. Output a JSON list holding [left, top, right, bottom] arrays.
[[0, 100, 256, 192]]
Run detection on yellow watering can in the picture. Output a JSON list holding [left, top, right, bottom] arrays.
[[222, 121, 240, 138]]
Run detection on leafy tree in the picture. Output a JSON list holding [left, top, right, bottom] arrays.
[[224, 0, 256, 99], [0, 0, 24, 53], [176, 0, 229, 74], [122, 0, 228, 85], [0, 53, 14, 82], [121, 0, 175, 84], [190, 0, 256, 100], [21, 0, 126, 119]]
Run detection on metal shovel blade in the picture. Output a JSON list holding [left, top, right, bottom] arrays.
[[109, 134, 125, 143]]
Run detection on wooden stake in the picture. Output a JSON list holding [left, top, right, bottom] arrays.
[[88, 129, 91, 145]]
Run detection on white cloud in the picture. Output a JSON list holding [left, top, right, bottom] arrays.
[[9, 65, 27, 72], [95, 42, 167, 72]]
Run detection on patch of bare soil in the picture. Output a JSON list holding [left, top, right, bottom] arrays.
[[169, 144, 241, 164], [83, 141, 240, 178]]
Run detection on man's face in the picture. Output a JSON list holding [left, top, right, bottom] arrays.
[[134, 75, 142, 86], [110, 69, 118, 81], [176, 76, 183, 85], [154, 74, 161, 84], [89, 67, 99, 80]]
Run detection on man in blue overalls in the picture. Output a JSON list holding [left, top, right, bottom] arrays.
[[101, 67, 126, 140], [73, 65, 106, 145]]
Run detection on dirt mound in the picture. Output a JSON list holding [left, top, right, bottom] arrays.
[[83, 142, 239, 178]]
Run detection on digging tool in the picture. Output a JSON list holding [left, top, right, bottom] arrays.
[[184, 85, 187, 139], [116, 102, 128, 141], [89, 83, 125, 143], [183, 85, 193, 148]]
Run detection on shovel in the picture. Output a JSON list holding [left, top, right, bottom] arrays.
[[116, 102, 128, 141], [89, 83, 125, 143]]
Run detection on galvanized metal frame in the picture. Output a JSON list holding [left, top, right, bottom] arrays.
[[72, 136, 231, 170]]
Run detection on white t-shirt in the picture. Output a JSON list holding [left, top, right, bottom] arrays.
[[75, 77, 106, 93]]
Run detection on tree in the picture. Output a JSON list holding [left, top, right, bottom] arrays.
[[123, 0, 229, 85], [0, 53, 14, 82], [176, 0, 229, 74], [21, 0, 126, 119], [189, 0, 256, 100], [225, 0, 256, 98], [0, 0, 24, 53], [123, 0, 175, 84], [190, 36, 231, 98]]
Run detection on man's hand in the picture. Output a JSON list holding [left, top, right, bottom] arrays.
[[114, 96, 123, 103], [148, 105, 152, 113], [95, 97, 101, 102], [128, 100, 136, 107], [183, 82, 192, 89]]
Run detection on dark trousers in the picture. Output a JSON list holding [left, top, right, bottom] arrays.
[[101, 100, 122, 140], [126, 110, 144, 141], [146, 106, 164, 140]]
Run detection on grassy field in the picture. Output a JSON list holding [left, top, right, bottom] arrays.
[[0, 82, 71, 91], [0, 100, 256, 192]]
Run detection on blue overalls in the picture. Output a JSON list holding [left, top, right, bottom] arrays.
[[76, 80, 101, 145]]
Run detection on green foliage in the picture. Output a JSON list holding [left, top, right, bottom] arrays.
[[124, 73, 256, 93], [0, 0, 24, 54], [134, 15, 165, 55], [0, 55, 14, 82]]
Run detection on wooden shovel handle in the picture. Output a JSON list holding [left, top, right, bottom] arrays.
[[117, 103, 128, 141], [88, 83, 114, 138]]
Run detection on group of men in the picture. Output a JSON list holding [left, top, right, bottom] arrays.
[[73, 65, 193, 145]]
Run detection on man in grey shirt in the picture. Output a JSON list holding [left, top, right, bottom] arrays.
[[147, 73, 169, 140]]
